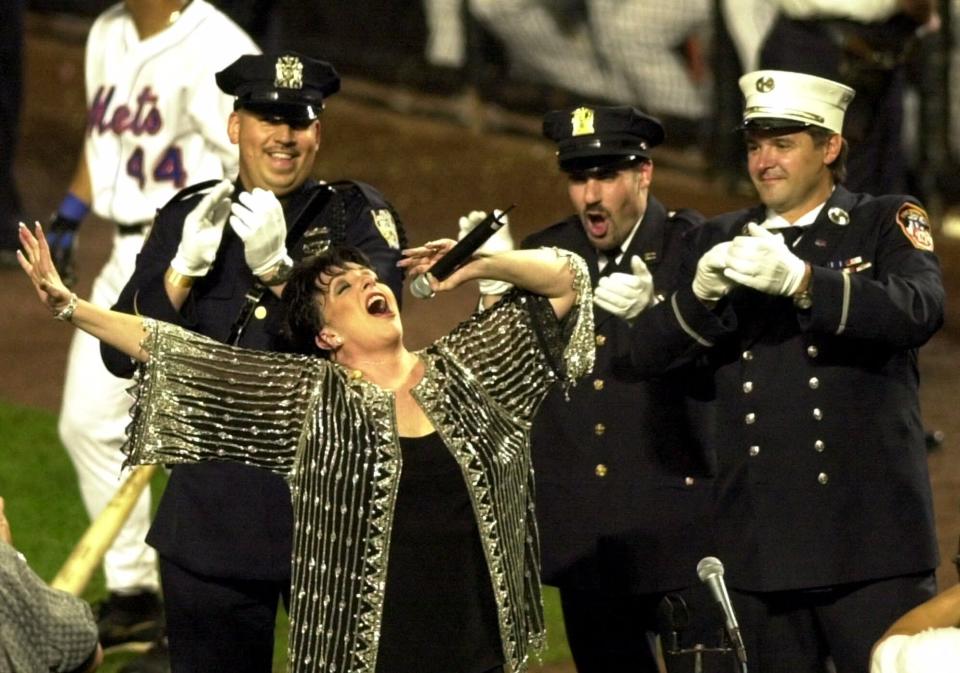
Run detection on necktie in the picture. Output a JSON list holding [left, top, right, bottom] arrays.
[[779, 226, 805, 248]]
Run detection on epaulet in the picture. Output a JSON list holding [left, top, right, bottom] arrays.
[[326, 179, 361, 195], [667, 207, 706, 227], [168, 179, 228, 204], [328, 179, 389, 204]]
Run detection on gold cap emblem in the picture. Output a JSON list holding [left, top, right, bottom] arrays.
[[571, 107, 595, 136], [275, 55, 304, 90], [756, 76, 775, 93]]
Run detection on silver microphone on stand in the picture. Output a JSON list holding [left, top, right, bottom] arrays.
[[697, 556, 748, 671]]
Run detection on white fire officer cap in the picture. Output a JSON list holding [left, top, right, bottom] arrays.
[[738, 70, 855, 135]]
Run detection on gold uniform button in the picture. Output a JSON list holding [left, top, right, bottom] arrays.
[[807, 345, 819, 358], [254, 306, 267, 320], [742, 350, 754, 361], [595, 335, 607, 347], [684, 476, 695, 486], [593, 379, 605, 391], [749, 445, 760, 456], [817, 472, 829, 485], [814, 440, 825, 452], [594, 423, 606, 436], [809, 377, 820, 389], [595, 464, 608, 478], [745, 412, 756, 425], [743, 381, 754, 394], [812, 408, 823, 421]]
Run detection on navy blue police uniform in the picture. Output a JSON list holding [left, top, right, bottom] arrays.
[[528, 106, 725, 673], [100, 53, 406, 673]]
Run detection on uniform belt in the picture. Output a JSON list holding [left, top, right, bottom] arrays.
[[117, 222, 150, 236]]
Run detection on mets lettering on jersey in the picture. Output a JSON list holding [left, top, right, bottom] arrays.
[[83, 0, 258, 224], [88, 85, 163, 136]]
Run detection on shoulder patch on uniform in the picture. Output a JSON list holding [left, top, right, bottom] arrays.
[[372, 209, 400, 249], [896, 203, 934, 251]]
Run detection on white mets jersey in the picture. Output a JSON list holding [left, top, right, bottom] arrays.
[[84, 0, 259, 224]]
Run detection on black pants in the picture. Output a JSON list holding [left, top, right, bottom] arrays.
[[160, 556, 290, 673], [559, 582, 727, 673], [731, 571, 937, 673]]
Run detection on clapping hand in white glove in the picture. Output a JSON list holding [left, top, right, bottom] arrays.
[[230, 188, 291, 277], [458, 209, 515, 295], [594, 255, 655, 320], [692, 241, 735, 303], [723, 222, 806, 296], [170, 179, 233, 277]]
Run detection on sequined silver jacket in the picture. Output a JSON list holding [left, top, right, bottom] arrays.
[[124, 255, 593, 673]]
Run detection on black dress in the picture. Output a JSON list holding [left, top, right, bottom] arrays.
[[376, 432, 504, 673]]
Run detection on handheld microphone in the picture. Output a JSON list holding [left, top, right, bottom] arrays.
[[697, 556, 748, 669], [410, 205, 515, 299]]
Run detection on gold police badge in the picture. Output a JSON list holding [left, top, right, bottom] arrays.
[[373, 209, 400, 249], [571, 107, 595, 136], [275, 55, 303, 90]]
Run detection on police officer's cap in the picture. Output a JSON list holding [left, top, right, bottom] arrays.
[[739, 70, 855, 135], [216, 52, 340, 124], [542, 105, 664, 173]]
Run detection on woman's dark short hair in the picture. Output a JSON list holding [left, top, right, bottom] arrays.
[[281, 246, 374, 355]]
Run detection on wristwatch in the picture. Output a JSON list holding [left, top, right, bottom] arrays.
[[261, 257, 293, 286], [792, 263, 813, 310]]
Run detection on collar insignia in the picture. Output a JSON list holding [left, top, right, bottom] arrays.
[[828, 207, 850, 225]]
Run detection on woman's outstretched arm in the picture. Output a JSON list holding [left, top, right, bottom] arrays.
[[401, 240, 580, 318], [18, 222, 150, 363]]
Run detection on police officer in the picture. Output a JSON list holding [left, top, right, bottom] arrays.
[[614, 70, 943, 673], [101, 52, 405, 672], [465, 105, 722, 672]]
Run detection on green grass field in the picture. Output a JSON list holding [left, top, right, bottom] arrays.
[[0, 401, 570, 671]]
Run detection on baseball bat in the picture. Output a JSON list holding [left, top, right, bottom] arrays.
[[50, 465, 157, 596]]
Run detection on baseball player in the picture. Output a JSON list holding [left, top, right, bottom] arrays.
[[45, 0, 258, 659]]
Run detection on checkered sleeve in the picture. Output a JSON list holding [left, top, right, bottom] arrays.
[[0, 542, 99, 672]]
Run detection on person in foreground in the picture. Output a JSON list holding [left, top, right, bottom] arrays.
[[17, 222, 594, 673], [0, 496, 103, 673]]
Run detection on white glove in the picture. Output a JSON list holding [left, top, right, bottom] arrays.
[[458, 209, 515, 295], [723, 222, 806, 296], [692, 241, 735, 302], [594, 255, 655, 320], [229, 188, 290, 277], [170, 179, 233, 277]]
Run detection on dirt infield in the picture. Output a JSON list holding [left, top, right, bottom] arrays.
[[1, 14, 959, 669]]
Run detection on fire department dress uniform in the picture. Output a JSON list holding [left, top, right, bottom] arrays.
[[611, 71, 943, 672]]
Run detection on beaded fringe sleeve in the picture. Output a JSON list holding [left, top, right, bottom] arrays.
[[123, 320, 320, 476], [436, 246, 595, 408]]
